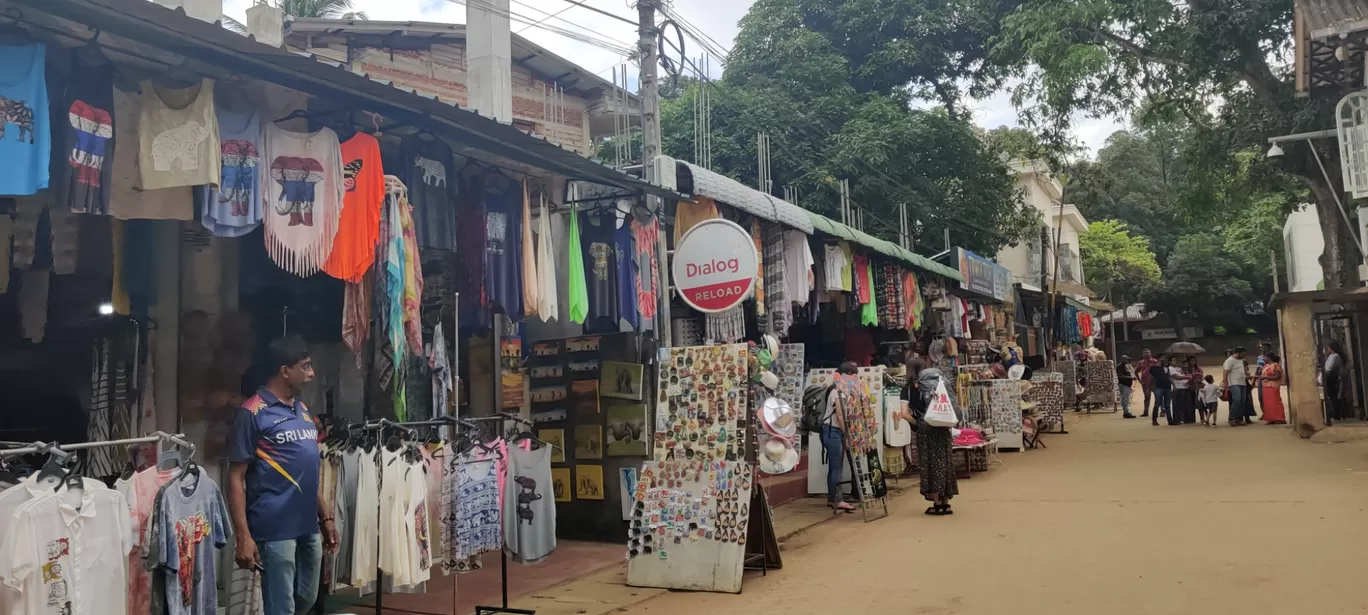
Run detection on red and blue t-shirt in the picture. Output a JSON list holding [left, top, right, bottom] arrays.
[[229, 388, 321, 542]]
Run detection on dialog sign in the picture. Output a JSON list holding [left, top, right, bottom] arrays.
[[672, 218, 758, 313]]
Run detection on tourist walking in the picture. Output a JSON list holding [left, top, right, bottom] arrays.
[[1258, 351, 1287, 425], [1198, 375, 1221, 427], [1169, 357, 1192, 425], [1117, 355, 1136, 419], [1224, 347, 1251, 425], [1137, 349, 1159, 417], [910, 367, 958, 516], [1149, 354, 1173, 426], [1323, 342, 1350, 421]]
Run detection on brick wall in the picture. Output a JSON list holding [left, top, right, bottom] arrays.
[[346, 43, 590, 154]]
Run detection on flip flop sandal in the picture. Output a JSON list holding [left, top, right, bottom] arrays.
[[924, 506, 944, 516]]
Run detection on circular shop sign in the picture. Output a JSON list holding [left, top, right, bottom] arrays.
[[672, 218, 758, 313]]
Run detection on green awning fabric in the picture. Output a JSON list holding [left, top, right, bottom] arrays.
[[804, 212, 963, 282]]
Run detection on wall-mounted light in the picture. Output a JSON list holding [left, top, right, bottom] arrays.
[[98, 303, 115, 316]]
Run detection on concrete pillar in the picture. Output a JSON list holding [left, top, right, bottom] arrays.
[[151, 0, 221, 24], [1281, 300, 1326, 435], [152, 222, 180, 436], [245, 3, 286, 48], [466, 0, 513, 121]]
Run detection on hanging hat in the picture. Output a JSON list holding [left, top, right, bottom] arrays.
[[1008, 364, 1027, 380], [759, 437, 800, 474], [758, 396, 798, 438], [763, 334, 781, 359], [760, 371, 780, 391]]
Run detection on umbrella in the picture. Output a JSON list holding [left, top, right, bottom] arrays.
[[1164, 341, 1206, 355]]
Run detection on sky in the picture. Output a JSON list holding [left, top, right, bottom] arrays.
[[221, 0, 1126, 156]]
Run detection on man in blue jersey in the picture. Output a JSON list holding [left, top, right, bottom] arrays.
[[227, 336, 338, 615]]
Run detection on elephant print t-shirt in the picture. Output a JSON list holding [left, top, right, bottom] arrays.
[[260, 123, 343, 277], [399, 133, 455, 250], [201, 102, 261, 237], [0, 41, 50, 196], [501, 443, 555, 563], [59, 60, 114, 213], [138, 79, 220, 190], [109, 87, 193, 220]]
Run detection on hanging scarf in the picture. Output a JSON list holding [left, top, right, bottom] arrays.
[[904, 271, 924, 330], [521, 180, 540, 319], [536, 191, 558, 321], [429, 323, 452, 416], [762, 225, 789, 336], [751, 219, 765, 316], [399, 193, 424, 356], [567, 205, 589, 324], [631, 217, 660, 322], [383, 177, 407, 365]]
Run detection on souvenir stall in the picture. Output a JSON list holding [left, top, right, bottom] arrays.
[[1027, 371, 1068, 434], [0, 3, 682, 614], [965, 379, 1025, 451]]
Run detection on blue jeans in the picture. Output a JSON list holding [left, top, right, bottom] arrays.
[[1228, 385, 1250, 424], [820, 424, 845, 503], [1119, 384, 1133, 414], [258, 534, 322, 615], [1153, 388, 1172, 423]]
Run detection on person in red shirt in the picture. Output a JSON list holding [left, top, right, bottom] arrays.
[[1135, 349, 1159, 417]]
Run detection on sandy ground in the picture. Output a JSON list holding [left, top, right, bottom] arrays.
[[622, 402, 1368, 614]]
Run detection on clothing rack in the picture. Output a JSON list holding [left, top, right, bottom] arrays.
[[0, 431, 195, 457]]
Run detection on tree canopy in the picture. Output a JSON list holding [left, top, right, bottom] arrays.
[[655, 0, 1041, 255], [1077, 220, 1160, 302]]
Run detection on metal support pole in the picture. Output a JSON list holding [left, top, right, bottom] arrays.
[[639, 0, 670, 345]]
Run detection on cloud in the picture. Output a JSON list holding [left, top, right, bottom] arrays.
[[226, 0, 1121, 155]]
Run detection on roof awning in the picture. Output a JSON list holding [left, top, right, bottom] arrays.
[[17, 0, 682, 202], [669, 158, 814, 233], [805, 212, 963, 282]]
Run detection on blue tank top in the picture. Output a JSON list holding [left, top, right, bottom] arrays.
[[0, 41, 50, 196]]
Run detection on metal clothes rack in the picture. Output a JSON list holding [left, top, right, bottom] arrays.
[[467, 413, 536, 615], [0, 431, 196, 457]]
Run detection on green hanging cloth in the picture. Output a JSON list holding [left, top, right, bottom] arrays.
[[567, 208, 589, 324], [861, 263, 878, 326]]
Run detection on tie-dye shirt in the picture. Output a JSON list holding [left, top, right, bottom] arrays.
[[228, 388, 321, 542]]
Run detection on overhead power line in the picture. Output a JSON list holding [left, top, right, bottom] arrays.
[[443, 0, 635, 56]]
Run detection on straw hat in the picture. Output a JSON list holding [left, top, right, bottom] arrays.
[[759, 437, 800, 474], [758, 397, 797, 438]]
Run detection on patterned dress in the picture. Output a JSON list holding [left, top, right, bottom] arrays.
[[911, 369, 958, 501]]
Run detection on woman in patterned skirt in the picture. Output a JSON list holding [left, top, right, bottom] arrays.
[[909, 366, 959, 515]]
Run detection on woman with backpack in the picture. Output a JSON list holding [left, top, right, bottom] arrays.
[[910, 366, 959, 515], [820, 361, 861, 513]]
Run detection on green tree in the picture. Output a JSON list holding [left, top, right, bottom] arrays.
[[995, 0, 1353, 287], [1142, 234, 1255, 335], [657, 0, 1041, 254], [278, 0, 367, 18], [1077, 220, 1160, 302]]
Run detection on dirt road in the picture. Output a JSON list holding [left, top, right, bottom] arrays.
[[625, 412, 1368, 614]]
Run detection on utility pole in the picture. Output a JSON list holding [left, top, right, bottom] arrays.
[[638, 0, 670, 345]]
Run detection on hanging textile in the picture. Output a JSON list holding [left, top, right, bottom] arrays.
[[59, 58, 115, 214], [535, 192, 558, 321], [521, 180, 539, 319], [614, 219, 638, 329], [783, 229, 814, 305], [875, 262, 904, 329], [110, 89, 192, 221], [429, 323, 453, 416], [671, 196, 719, 243], [0, 41, 50, 197], [579, 211, 618, 331], [343, 273, 371, 367], [566, 206, 588, 324], [838, 241, 855, 291], [705, 307, 746, 343], [261, 123, 345, 276], [903, 271, 923, 330], [379, 177, 407, 383], [86, 338, 116, 477], [399, 193, 424, 356], [762, 225, 790, 336], [503, 442, 556, 563], [861, 263, 878, 326], [751, 219, 765, 318], [202, 98, 263, 238], [483, 175, 523, 320], [401, 133, 456, 250], [322, 132, 384, 281], [630, 217, 659, 327], [138, 78, 220, 190]]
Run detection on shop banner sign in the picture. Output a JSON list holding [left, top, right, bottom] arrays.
[[956, 248, 998, 298], [672, 219, 758, 313], [992, 265, 1012, 303], [1141, 328, 1178, 340]]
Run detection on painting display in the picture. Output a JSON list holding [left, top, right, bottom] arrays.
[[618, 468, 638, 521], [501, 337, 524, 409], [605, 404, 648, 456], [600, 361, 645, 400], [540, 429, 566, 463], [566, 336, 601, 353], [576, 464, 605, 500], [575, 425, 603, 459], [551, 468, 572, 502], [530, 386, 566, 403]]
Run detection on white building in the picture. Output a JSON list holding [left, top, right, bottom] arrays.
[[996, 159, 1092, 299]]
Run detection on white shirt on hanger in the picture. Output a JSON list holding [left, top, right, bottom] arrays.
[[0, 482, 133, 615], [822, 245, 847, 292]]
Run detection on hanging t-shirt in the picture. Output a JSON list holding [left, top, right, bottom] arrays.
[[445, 456, 502, 572], [838, 241, 855, 291], [614, 217, 638, 328], [630, 217, 660, 328], [201, 102, 262, 237], [672, 196, 719, 243], [853, 255, 871, 304], [59, 60, 114, 213], [400, 134, 455, 250], [351, 449, 380, 589], [822, 244, 847, 292], [138, 79, 220, 190], [784, 230, 814, 305], [483, 175, 524, 319], [535, 192, 558, 322], [0, 41, 50, 196], [378, 449, 412, 583], [109, 88, 193, 220], [580, 212, 619, 333], [404, 462, 433, 584], [566, 207, 588, 324], [146, 475, 232, 615], [322, 133, 384, 282], [116, 466, 178, 615], [260, 123, 344, 277], [0, 484, 133, 615], [502, 443, 556, 563]]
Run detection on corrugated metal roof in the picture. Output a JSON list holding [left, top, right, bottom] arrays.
[[17, 0, 680, 201], [1302, 0, 1368, 39], [671, 159, 815, 233], [803, 212, 963, 282]]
